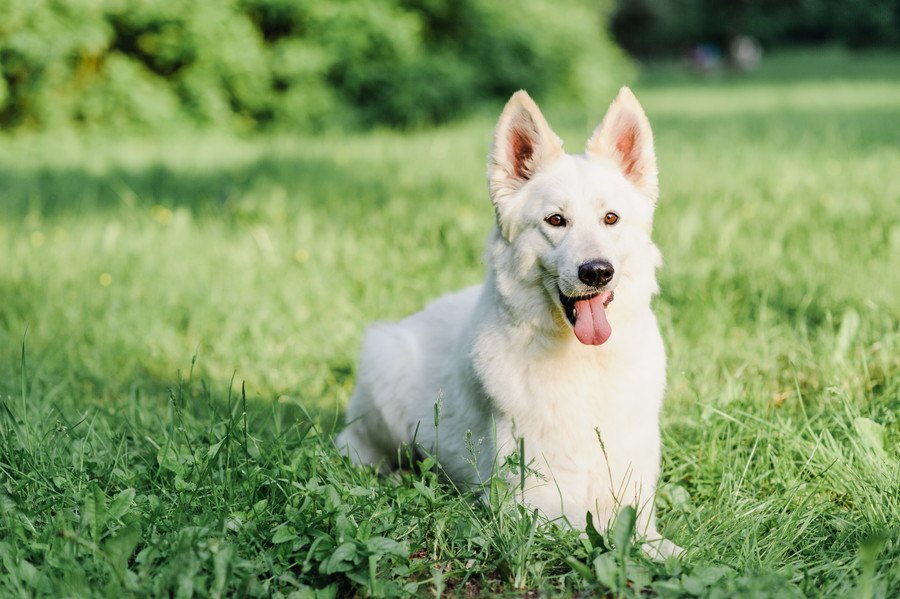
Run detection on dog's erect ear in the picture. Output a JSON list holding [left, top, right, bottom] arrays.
[[488, 91, 563, 210], [586, 87, 658, 201]]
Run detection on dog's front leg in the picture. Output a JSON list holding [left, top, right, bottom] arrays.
[[637, 507, 685, 559]]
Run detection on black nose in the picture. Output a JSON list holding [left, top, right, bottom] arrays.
[[578, 260, 614, 288]]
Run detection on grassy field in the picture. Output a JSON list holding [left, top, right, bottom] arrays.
[[1, 48, 898, 596]]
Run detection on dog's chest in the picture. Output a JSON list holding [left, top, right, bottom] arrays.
[[520, 349, 649, 428], [472, 321, 665, 477]]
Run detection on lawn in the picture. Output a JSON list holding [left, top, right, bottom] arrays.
[[1, 48, 898, 596]]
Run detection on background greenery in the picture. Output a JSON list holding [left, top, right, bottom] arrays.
[[0, 0, 627, 131], [1, 47, 898, 596], [611, 0, 900, 56]]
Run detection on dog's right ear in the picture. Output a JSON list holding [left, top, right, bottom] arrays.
[[488, 91, 563, 237]]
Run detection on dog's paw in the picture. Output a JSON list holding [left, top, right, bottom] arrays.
[[642, 538, 685, 560]]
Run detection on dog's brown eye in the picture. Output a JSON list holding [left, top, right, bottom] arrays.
[[603, 212, 619, 225], [545, 214, 566, 227]]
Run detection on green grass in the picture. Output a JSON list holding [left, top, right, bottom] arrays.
[[1, 47, 898, 596]]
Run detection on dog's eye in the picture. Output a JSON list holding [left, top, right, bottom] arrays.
[[603, 212, 619, 226], [545, 214, 566, 227]]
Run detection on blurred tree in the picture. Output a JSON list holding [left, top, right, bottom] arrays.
[[611, 0, 900, 57]]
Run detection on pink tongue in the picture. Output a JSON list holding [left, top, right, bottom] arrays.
[[573, 292, 612, 345]]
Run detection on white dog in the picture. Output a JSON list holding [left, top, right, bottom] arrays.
[[336, 88, 681, 557]]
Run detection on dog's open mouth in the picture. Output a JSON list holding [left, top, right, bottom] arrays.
[[559, 290, 614, 346]]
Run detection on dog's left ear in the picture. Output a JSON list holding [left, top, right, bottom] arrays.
[[586, 87, 658, 201]]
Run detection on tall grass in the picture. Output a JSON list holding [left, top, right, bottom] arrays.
[[1, 49, 897, 596]]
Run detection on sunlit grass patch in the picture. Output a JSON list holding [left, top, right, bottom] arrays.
[[0, 49, 898, 596]]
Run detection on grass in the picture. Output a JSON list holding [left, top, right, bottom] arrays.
[[1, 47, 898, 596]]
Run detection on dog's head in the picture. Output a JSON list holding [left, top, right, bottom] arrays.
[[487, 88, 661, 346]]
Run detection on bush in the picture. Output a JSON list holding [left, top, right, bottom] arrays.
[[0, 0, 630, 131]]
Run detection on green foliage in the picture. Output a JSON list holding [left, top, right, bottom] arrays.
[[0, 0, 629, 131], [611, 0, 900, 56], [1, 49, 899, 595]]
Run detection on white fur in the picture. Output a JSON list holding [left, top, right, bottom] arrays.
[[336, 88, 681, 558]]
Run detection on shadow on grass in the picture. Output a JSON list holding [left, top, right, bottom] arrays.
[[0, 150, 403, 221]]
